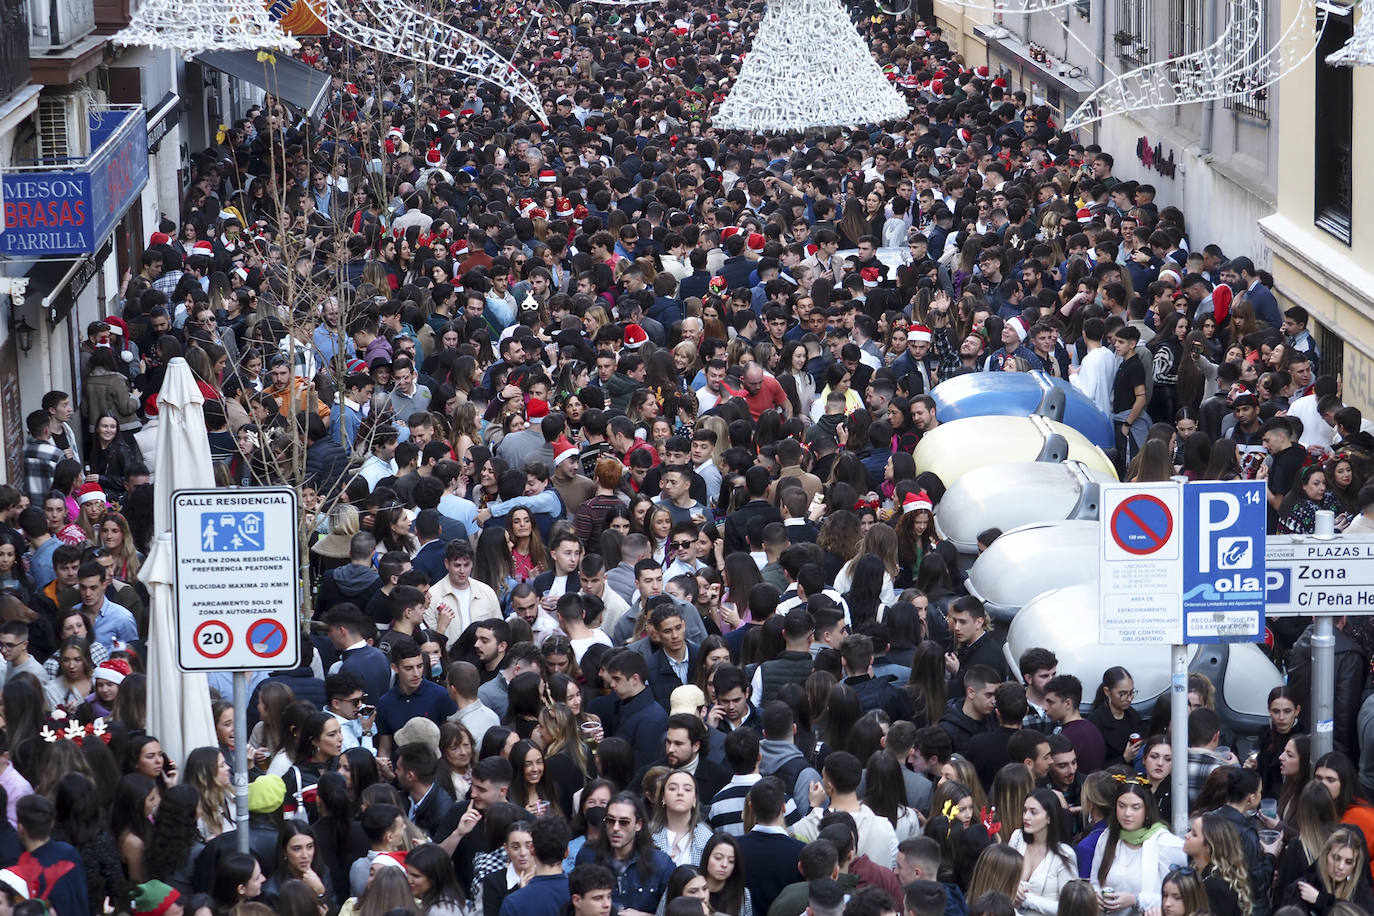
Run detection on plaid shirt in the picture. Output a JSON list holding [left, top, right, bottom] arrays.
[[1022, 701, 1054, 734], [152, 269, 183, 299], [23, 437, 63, 503], [1187, 748, 1225, 806], [931, 326, 967, 378]]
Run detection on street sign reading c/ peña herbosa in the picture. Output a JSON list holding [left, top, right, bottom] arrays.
[[172, 487, 301, 672], [1266, 534, 1374, 616]]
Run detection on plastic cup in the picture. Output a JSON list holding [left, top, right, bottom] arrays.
[[580, 721, 601, 745], [1259, 829, 1281, 846], [1260, 798, 1278, 819], [1215, 746, 1231, 761]]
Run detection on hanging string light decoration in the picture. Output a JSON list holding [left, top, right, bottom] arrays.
[[1066, 0, 1326, 129], [1327, 4, 1374, 65], [308, 0, 548, 123], [713, 0, 909, 132], [112, 0, 299, 56], [931, 0, 1079, 11]]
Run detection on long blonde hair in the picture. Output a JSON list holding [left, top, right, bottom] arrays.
[[1198, 815, 1254, 915], [846, 523, 899, 580], [989, 763, 1034, 843], [538, 703, 590, 778], [185, 746, 232, 838], [1317, 827, 1368, 902], [966, 844, 1023, 902], [1295, 780, 1339, 865]]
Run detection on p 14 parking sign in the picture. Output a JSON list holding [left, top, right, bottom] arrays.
[[1181, 480, 1267, 643]]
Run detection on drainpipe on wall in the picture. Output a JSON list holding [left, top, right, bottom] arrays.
[[1198, 0, 1217, 154], [1096, 0, 1107, 88]]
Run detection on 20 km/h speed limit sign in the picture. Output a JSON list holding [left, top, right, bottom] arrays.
[[172, 488, 301, 672]]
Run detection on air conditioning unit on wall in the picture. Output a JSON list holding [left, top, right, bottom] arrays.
[[29, 0, 95, 53], [36, 91, 90, 163]]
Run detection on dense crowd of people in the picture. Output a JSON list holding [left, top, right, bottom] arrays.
[[5, 0, 1374, 914]]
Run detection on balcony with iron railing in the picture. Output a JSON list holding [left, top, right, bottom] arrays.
[[1, 103, 148, 263]]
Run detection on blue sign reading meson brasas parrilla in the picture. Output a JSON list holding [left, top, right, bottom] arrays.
[[1, 106, 148, 256]]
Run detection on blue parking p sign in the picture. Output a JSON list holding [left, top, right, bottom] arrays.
[[1181, 480, 1267, 643]]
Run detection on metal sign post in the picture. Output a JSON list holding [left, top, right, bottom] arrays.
[[171, 487, 301, 854], [1101, 480, 1267, 836], [1170, 645, 1190, 837], [233, 671, 249, 852], [1310, 511, 1337, 759], [1264, 516, 1374, 759]]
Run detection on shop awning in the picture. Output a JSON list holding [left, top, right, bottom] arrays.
[[194, 50, 330, 116]]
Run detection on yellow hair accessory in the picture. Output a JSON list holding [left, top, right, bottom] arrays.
[[941, 799, 960, 820], [1110, 773, 1150, 786]]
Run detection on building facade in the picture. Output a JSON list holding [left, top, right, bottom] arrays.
[[934, 0, 1280, 263], [1259, 2, 1366, 409]]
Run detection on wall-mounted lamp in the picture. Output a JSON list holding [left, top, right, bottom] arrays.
[[0, 279, 33, 355], [12, 317, 34, 355]]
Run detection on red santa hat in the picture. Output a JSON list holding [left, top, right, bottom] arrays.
[[526, 398, 550, 420], [860, 266, 882, 288], [930, 79, 944, 95], [623, 323, 649, 349], [539, 169, 557, 184], [555, 197, 574, 218], [191, 240, 214, 256], [974, 65, 990, 78], [451, 237, 469, 257], [909, 324, 932, 343], [1076, 207, 1095, 223], [664, 57, 678, 70], [77, 482, 106, 505], [1212, 283, 1233, 325], [1007, 316, 1029, 342], [993, 77, 1007, 88], [902, 490, 934, 514], [573, 204, 588, 223], [95, 659, 132, 685], [635, 56, 651, 70], [527, 207, 548, 221], [373, 852, 407, 871], [720, 226, 742, 243], [747, 232, 766, 251], [425, 145, 443, 167], [553, 438, 580, 467], [149, 231, 171, 246]]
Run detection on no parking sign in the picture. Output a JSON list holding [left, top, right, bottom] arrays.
[[1099, 483, 1182, 644], [172, 488, 301, 672]]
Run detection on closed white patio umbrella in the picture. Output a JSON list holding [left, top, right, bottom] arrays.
[[139, 357, 218, 767]]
